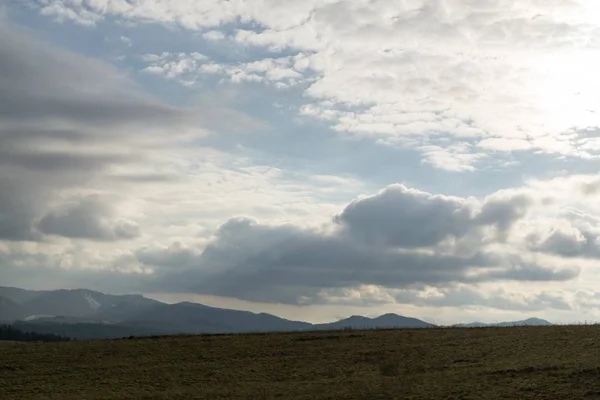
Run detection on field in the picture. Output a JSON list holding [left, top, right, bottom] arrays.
[[2, 326, 600, 399]]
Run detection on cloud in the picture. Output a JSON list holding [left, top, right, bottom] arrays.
[[0, 244, 154, 293], [531, 221, 600, 260], [135, 183, 579, 304], [119, 35, 132, 46], [334, 184, 530, 248], [136, 242, 201, 269], [0, 21, 256, 242], [393, 285, 573, 312], [142, 52, 208, 84], [142, 52, 314, 88], [0, 177, 41, 241], [37, 0, 102, 26], [418, 144, 486, 172], [476, 191, 532, 233], [202, 30, 225, 41], [334, 185, 478, 248], [512, 177, 600, 260], [42, 0, 600, 170], [37, 195, 141, 241]]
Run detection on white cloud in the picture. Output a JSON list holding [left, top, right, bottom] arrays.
[[142, 52, 316, 88], [418, 144, 486, 172], [37, 0, 102, 26], [202, 30, 225, 41], [119, 35, 132, 46], [49, 0, 600, 170]]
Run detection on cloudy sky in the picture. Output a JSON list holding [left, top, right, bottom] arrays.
[[3, 0, 600, 325]]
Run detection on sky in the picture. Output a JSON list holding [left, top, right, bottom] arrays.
[[3, 0, 600, 325]]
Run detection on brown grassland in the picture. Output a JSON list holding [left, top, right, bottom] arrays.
[[2, 326, 600, 399]]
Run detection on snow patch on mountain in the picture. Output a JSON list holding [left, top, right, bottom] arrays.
[[85, 294, 101, 311]]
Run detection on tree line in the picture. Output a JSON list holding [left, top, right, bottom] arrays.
[[0, 324, 71, 342]]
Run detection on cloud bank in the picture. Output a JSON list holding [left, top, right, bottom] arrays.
[[137, 183, 584, 306]]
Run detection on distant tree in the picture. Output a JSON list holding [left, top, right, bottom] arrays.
[[0, 324, 71, 342]]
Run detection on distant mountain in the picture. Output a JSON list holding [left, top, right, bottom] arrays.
[[452, 322, 488, 328], [0, 286, 440, 339], [1, 286, 555, 341], [3, 286, 554, 341], [495, 318, 552, 327], [0, 286, 41, 304], [453, 318, 553, 328], [0, 287, 162, 322], [19, 289, 160, 319], [315, 313, 434, 330], [90, 294, 163, 322], [0, 287, 157, 322], [125, 301, 313, 334], [0, 296, 24, 323]]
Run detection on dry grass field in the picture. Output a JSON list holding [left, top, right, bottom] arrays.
[[2, 326, 600, 399]]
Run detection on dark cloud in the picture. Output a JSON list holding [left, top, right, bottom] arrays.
[[0, 22, 174, 240], [475, 193, 532, 233], [333, 185, 475, 248], [0, 177, 41, 241], [0, 254, 152, 295], [0, 147, 135, 172], [527, 209, 600, 259], [137, 186, 576, 304], [0, 21, 254, 241], [136, 242, 200, 268], [478, 260, 578, 282], [534, 228, 600, 259], [37, 196, 140, 241], [0, 23, 185, 130], [334, 185, 532, 248]]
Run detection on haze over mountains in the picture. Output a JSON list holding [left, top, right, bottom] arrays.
[[0, 287, 551, 340]]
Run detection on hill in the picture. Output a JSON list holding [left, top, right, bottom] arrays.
[[315, 313, 435, 330], [495, 318, 552, 327]]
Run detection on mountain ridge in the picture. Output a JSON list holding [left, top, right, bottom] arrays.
[[0, 286, 552, 339]]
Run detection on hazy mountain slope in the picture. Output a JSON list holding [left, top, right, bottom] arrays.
[[0, 287, 43, 304], [17, 289, 162, 321], [127, 302, 313, 334], [91, 295, 163, 322], [0, 296, 24, 322], [20, 289, 116, 318]]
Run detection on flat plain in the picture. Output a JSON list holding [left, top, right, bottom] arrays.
[[2, 326, 600, 399]]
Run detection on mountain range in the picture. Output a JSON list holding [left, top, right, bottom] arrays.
[[451, 318, 553, 328], [0, 286, 552, 340]]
